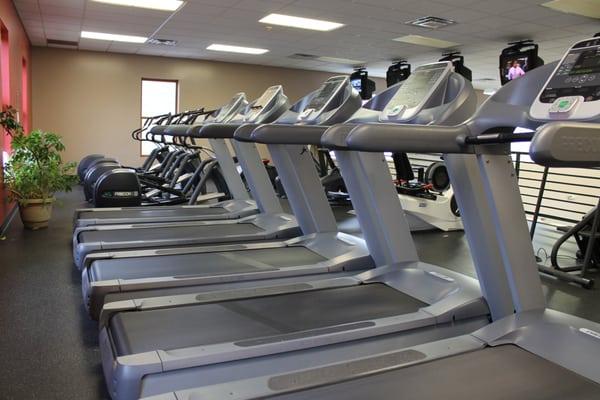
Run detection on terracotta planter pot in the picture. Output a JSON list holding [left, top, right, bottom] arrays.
[[18, 197, 55, 230]]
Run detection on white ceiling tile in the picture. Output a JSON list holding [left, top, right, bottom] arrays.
[[13, 0, 597, 91]]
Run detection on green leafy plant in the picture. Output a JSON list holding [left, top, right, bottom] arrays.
[[2, 106, 77, 203]]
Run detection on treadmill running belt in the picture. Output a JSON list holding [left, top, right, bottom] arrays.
[[79, 223, 263, 243], [271, 345, 600, 400], [78, 207, 230, 220], [90, 247, 327, 281], [110, 283, 427, 356]]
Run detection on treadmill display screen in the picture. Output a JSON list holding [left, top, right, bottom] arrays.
[[216, 94, 245, 121], [307, 79, 344, 112], [254, 86, 280, 110], [246, 86, 280, 122], [540, 46, 600, 103], [384, 64, 448, 111]]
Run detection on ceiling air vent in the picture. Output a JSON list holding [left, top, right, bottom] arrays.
[[147, 38, 178, 46], [47, 39, 78, 48], [406, 16, 456, 29]]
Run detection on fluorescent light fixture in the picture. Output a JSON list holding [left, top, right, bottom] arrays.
[[207, 44, 269, 55], [318, 56, 364, 64], [81, 31, 147, 43], [393, 34, 459, 49], [259, 13, 344, 31], [91, 0, 184, 11], [542, 0, 600, 18]]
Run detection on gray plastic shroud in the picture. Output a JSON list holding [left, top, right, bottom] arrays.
[[530, 122, 600, 168]]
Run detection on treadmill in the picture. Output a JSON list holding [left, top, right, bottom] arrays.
[[80, 78, 372, 320], [97, 63, 502, 400], [73, 92, 261, 228], [71, 96, 308, 270], [74, 86, 288, 227], [145, 38, 600, 400]]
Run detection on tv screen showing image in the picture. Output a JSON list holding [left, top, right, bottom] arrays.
[[503, 56, 530, 82]]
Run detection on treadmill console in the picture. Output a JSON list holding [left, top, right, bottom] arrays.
[[380, 62, 452, 122], [245, 85, 283, 123], [298, 76, 348, 123], [214, 93, 247, 123], [530, 38, 600, 121]]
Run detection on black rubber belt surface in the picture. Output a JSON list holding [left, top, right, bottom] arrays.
[[78, 207, 230, 220], [271, 345, 600, 400], [110, 283, 427, 356], [90, 246, 326, 280], [79, 223, 263, 243]]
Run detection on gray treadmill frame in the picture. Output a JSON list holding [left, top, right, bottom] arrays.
[[97, 71, 499, 400], [154, 43, 600, 400]]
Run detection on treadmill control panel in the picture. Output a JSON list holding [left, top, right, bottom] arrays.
[[381, 62, 452, 122], [531, 38, 600, 121], [214, 92, 247, 123], [245, 85, 283, 123], [298, 76, 347, 123]]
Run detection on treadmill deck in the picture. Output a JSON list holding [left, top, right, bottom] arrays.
[[271, 345, 600, 400], [109, 283, 427, 356], [78, 207, 230, 221], [79, 223, 263, 243], [90, 246, 327, 281]]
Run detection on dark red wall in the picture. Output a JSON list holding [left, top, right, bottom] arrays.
[[0, 0, 30, 229]]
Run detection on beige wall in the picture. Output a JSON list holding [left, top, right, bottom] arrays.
[[31, 47, 386, 165]]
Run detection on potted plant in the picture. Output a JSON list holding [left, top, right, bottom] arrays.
[[2, 106, 77, 229]]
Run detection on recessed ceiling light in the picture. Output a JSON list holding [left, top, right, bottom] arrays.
[[81, 31, 147, 43], [259, 13, 344, 31], [542, 0, 600, 18], [206, 44, 269, 55], [91, 0, 184, 11], [393, 34, 459, 49], [317, 56, 365, 65]]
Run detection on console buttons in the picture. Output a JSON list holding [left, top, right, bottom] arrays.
[[549, 96, 583, 117], [299, 108, 315, 119], [386, 105, 405, 117]]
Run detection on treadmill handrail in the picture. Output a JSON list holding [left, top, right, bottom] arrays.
[[195, 123, 242, 139], [233, 123, 260, 142], [163, 124, 195, 137], [251, 124, 328, 145], [530, 121, 600, 168], [345, 123, 473, 154], [320, 123, 360, 150]]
